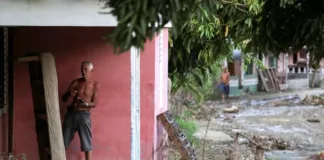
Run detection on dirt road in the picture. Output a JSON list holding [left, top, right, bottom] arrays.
[[192, 89, 324, 160]]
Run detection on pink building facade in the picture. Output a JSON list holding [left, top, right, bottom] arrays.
[[0, 1, 170, 159]]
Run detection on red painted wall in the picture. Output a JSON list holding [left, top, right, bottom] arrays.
[[10, 27, 156, 160]]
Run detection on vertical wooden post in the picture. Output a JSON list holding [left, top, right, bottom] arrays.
[[255, 146, 264, 160], [130, 47, 141, 160]]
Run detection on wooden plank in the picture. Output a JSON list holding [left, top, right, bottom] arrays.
[[264, 70, 274, 91], [257, 69, 270, 92], [274, 69, 281, 91], [157, 111, 196, 159], [266, 69, 275, 91], [40, 52, 66, 160], [255, 146, 264, 160], [270, 68, 280, 91], [17, 56, 40, 62]]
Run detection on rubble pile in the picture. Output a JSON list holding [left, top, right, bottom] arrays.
[[250, 135, 290, 151], [300, 95, 324, 106], [273, 94, 324, 107]]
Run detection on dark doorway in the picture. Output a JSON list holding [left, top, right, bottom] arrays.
[[27, 53, 52, 160]]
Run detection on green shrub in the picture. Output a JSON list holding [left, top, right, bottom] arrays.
[[175, 115, 199, 144]]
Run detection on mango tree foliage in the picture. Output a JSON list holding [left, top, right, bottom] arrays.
[[168, 0, 262, 92], [105, 0, 324, 94], [245, 0, 324, 56], [105, 0, 262, 92]]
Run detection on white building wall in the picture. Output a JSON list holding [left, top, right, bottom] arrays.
[[0, 0, 172, 27], [287, 79, 309, 90], [0, 0, 119, 26]]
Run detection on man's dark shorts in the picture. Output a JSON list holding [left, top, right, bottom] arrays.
[[218, 83, 230, 96], [63, 106, 92, 152]]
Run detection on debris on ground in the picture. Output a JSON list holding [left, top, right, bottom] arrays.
[[196, 104, 217, 120], [272, 94, 324, 107], [224, 105, 239, 113], [273, 100, 296, 107], [224, 133, 267, 160], [223, 116, 236, 123], [223, 133, 253, 160], [224, 133, 291, 160], [307, 119, 321, 123], [306, 151, 324, 160], [250, 135, 290, 151]]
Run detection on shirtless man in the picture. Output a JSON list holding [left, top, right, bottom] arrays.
[[220, 67, 230, 102], [62, 61, 99, 160]]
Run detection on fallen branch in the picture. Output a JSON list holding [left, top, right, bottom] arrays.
[[307, 119, 320, 123], [236, 133, 270, 151]]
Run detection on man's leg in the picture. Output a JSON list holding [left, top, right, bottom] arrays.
[[220, 83, 225, 102], [62, 112, 76, 150], [225, 85, 230, 99], [221, 93, 225, 102], [85, 151, 92, 160], [78, 112, 92, 160]]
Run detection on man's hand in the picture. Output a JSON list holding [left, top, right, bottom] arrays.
[[62, 80, 78, 102], [70, 90, 77, 97], [77, 98, 90, 108]]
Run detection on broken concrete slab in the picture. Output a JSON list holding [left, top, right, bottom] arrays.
[[194, 128, 233, 142]]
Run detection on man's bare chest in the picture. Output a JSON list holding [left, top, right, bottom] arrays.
[[221, 74, 228, 78], [75, 82, 95, 98]]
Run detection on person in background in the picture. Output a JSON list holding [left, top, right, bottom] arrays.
[[219, 67, 230, 102]]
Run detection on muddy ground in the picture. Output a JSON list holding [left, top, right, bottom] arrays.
[[169, 89, 324, 160]]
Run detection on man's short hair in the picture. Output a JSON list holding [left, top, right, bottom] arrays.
[[81, 61, 94, 71]]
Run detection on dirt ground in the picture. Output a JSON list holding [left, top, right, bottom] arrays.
[[169, 89, 324, 160]]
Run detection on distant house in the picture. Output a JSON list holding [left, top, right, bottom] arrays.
[[225, 47, 314, 97], [275, 48, 309, 90]]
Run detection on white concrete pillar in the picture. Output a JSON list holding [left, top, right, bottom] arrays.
[[130, 47, 141, 160]]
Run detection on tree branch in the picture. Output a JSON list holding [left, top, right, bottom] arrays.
[[220, 0, 249, 8]]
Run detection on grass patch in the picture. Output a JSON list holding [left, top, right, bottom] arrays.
[[174, 115, 199, 145]]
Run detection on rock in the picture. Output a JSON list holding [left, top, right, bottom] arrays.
[[238, 138, 249, 144], [200, 105, 211, 113], [224, 105, 239, 113], [307, 119, 320, 123], [223, 117, 234, 123], [196, 112, 206, 120], [304, 94, 311, 102]]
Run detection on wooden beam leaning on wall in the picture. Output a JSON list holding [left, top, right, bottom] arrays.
[[17, 53, 66, 160], [17, 55, 40, 62]]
